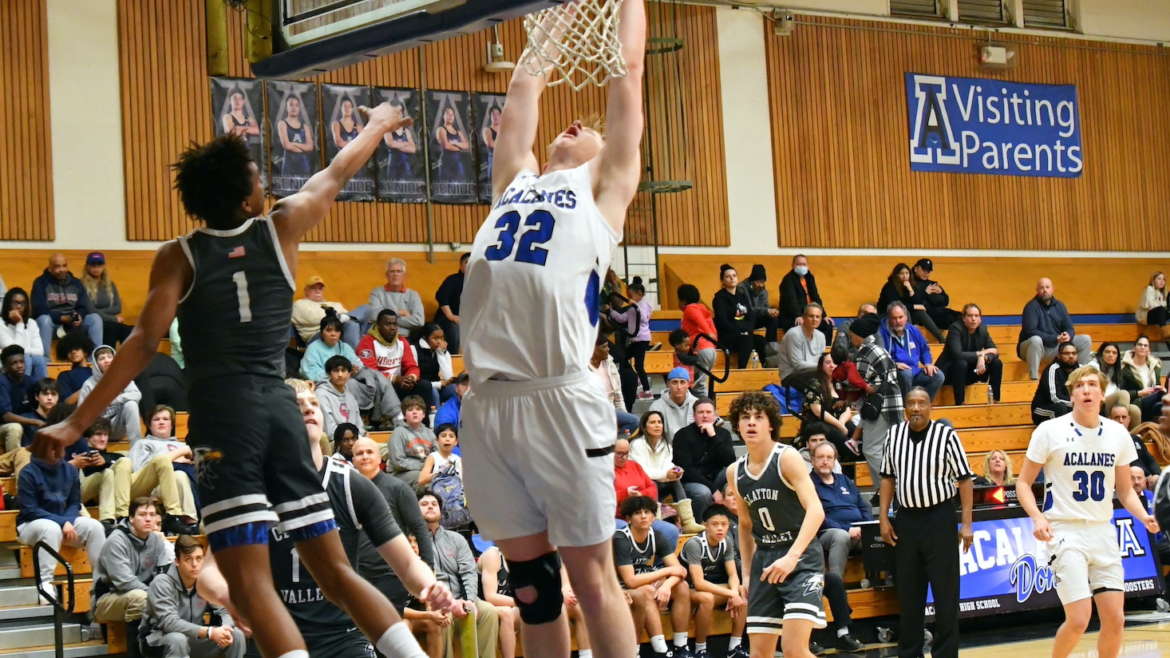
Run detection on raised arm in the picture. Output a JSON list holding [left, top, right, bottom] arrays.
[[491, 63, 546, 199], [593, 0, 647, 232]]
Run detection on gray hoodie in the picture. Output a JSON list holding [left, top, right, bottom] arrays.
[[146, 563, 234, 642], [129, 435, 188, 471], [649, 391, 698, 442], [78, 345, 141, 418], [95, 525, 174, 595], [315, 379, 366, 438]]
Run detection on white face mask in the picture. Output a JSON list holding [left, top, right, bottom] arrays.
[[794, 265, 809, 277]]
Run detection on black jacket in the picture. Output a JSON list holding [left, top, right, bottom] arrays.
[[877, 281, 924, 315], [778, 270, 824, 323], [712, 288, 753, 344], [912, 277, 951, 311], [671, 422, 736, 491], [937, 321, 998, 371]]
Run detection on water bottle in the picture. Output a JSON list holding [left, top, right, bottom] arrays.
[[749, 352, 760, 369]]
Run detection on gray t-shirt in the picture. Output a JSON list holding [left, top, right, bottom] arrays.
[[680, 533, 737, 585], [613, 526, 672, 574]]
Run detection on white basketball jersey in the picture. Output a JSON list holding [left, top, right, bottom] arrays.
[[461, 164, 619, 386], [1026, 414, 1137, 523]]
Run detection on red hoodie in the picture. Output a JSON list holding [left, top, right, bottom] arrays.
[[356, 332, 420, 380], [681, 303, 717, 351]]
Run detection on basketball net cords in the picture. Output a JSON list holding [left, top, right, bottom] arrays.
[[523, 0, 628, 91]]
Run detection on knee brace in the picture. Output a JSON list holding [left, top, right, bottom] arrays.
[[506, 551, 564, 625]]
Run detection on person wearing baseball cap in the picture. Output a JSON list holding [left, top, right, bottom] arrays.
[[738, 264, 781, 351], [291, 275, 360, 347], [650, 367, 698, 443], [81, 252, 134, 347], [911, 258, 961, 333]]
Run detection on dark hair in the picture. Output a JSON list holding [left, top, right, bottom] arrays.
[[729, 391, 783, 442], [459, 252, 470, 264], [677, 284, 701, 307], [435, 423, 458, 439], [595, 330, 612, 347], [412, 323, 443, 347], [815, 352, 834, 402], [669, 329, 689, 348], [175, 534, 205, 558], [627, 276, 645, 296], [886, 262, 911, 285], [801, 421, 829, 441], [325, 355, 353, 374], [619, 495, 657, 519], [636, 410, 666, 439], [376, 309, 399, 323], [701, 503, 733, 522], [84, 417, 113, 438], [57, 332, 94, 362], [319, 309, 344, 334], [1, 287, 30, 326], [401, 395, 427, 413], [829, 342, 850, 365], [1057, 340, 1078, 355], [171, 135, 255, 230], [1094, 342, 1123, 384], [1, 345, 24, 364], [151, 405, 176, 436], [453, 372, 470, 385], [32, 378, 58, 398], [333, 423, 359, 449], [693, 398, 715, 412], [129, 496, 163, 518], [418, 489, 444, 514]]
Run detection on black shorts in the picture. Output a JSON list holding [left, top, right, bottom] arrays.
[[306, 629, 375, 658], [188, 376, 334, 548], [746, 544, 827, 635]]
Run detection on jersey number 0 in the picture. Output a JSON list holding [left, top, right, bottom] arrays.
[[484, 210, 556, 266]]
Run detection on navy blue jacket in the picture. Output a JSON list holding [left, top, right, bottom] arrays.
[[17, 460, 82, 527], [0, 372, 37, 417], [813, 472, 873, 531], [56, 365, 92, 402], [1018, 296, 1076, 349]]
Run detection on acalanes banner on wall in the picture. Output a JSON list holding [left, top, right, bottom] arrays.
[[905, 73, 1083, 178]]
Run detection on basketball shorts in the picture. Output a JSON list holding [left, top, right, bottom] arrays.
[[461, 372, 617, 548], [188, 376, 334, 547], [1043, 520, 1124, 604], [305, 629, 375, 658], [746, 544, 827, 635]]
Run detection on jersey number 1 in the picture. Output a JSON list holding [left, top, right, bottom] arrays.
[[483, 210, 556, 266], [232, 271, 253, 323]]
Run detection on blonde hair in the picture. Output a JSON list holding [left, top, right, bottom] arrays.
[[1066, 365, 1107, 392], [81, 268, 113, 303], [284, 378, 315, 395], [983, 449, 1015, 485]]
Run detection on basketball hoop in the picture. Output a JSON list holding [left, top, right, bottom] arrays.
[[522, 0, 628, 91]]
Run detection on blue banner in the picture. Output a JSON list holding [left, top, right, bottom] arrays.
[[905, 73, 1083, 178]]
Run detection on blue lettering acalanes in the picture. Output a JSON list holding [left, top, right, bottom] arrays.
[[1009, 553, 1056, 604]]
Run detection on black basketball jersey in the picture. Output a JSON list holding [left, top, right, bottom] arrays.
[[491, 548, 514, 598], [735, 445, 805, 548], [176, 217, 294, 383], [269, 456, 400, 638]]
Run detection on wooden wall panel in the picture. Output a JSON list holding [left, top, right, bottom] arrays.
[[0, 0, 53, 241], [764, 16, 1170, 251], [118, 0, 728, 246]]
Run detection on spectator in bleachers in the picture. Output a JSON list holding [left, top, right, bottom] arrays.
[[333, 423, 360, 461], [832, 303, 878, 358], [1109, 406, 1160, 490], [129, 405, 199, 535], [809, 441, 867, 653], [911, 259, 961, 332], [678, 284, 718, 399], [386, 395, 434, 487], [144, 535, 244, 658], [418, 424, 461, 489], [93, 497, 172, 644], [1031, 341, 1078, 425], [738, 264, 780, 348], [77, 418, 128, 532], [305, 311, 401, 430], [0, 345, 39, 451], [1, 288, 47, 382], [81, 252, 133, 347], [590, 334, 640, 435], [54, 333, 93, 404], [880, 301, 944, 400], [610, 277, 655, 400], [797, 424, 843, 475], [779, 254, 834, 345], [672, 399, 736, 506], [649, 368, 697, 443], [628, 410, 704, 533], [476, 546, 519, 658], [713, 264, 766, 368], [292, 275, 360, 348], [79, 345, 143, 443], [317, 355, 366, 441], [937, 303, 1002, 406], [973, 449, 1014, 487], [413, 324, 456, 404], [678, 504, 746, 658], [135, 352, 188, 417], [612, 438, 681, 547], [419, 491, 499, 658], [366, 258, 424, 337], [18, 434, 106, 603], [433, 254, 468, 355], [359, 310, 435, 409], [777, 303, 825, 381], [399, 533, 448, 658], [1090, 342, 1140, 421], [1017, 277, 1092, 379], [803, 356, 859, 459], [849, 313, 903, 482], [877, 263, 945, 342], [18, 378, 58, 450], [434, 372, 468, 430], [1121, 336, 1167, 422], [1136, 271, 1169, 349], [31, 253, 103, 357], [613, 495, 692, 658]]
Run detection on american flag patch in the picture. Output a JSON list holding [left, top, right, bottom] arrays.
[[227, 246, 246, 259]]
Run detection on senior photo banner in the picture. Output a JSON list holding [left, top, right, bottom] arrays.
[[426, 90, 478, 204], [268, 80, 321, 198], [371, 87, 427, 203], [211, 77, 266, 190], [322, 84, 375, 201], [905, 73, 1083, 178], [473, 93, 506, 204]]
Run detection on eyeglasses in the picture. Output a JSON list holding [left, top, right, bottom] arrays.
[[614, 451, 630, 456]]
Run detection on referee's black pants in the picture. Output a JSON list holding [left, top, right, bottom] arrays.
[[892, 500, 960, 658]]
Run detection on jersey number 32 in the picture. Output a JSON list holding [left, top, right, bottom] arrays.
[[484, 210, 556, 266]]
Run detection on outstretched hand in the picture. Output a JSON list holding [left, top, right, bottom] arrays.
[[32, 421, 82, 462], [357, 103, 412, 134]]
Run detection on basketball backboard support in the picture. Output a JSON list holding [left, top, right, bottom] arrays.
[[249, 0, 564, 78]]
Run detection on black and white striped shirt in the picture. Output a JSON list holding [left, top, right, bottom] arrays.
[[880, 421, 974, 509]]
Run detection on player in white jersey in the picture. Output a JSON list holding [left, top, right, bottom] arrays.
[[457, 2, 646, 657], [1016, 365, 1159, 658]]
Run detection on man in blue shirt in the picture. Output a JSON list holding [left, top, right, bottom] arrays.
[[0, 346, 40, 452], [810, 441, 868, 652], [879, 302, 944, 400]]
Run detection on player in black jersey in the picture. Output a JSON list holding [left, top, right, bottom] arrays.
[[724, 392, 827, 658], [478, 546, 519, 658], [35, 104, 428, 658], [679, 505, 745, 658]]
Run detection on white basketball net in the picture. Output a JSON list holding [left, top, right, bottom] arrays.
[[522, 0, 628, 91]]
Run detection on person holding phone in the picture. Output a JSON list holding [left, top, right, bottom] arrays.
[[628, 411, 704, 533]]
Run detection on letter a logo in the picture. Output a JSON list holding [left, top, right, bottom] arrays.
[[908, 75, 960, 166]]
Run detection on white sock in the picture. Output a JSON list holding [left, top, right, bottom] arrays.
[[277, 652, 308, 658], [673, 632, 688, 647], [837, 626, 850, 638], [578, 651, 593, 658], [696, 641, 708, 653], [376, 622, 426, 658], [728, 636, 742, 650], [650, 635, 668, 653]]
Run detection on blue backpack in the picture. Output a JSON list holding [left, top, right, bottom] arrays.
[[431, 464, 473, 530]]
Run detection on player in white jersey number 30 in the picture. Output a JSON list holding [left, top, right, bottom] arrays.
[[1016, 365, 1159, 658], [457, 2, 647, 658]]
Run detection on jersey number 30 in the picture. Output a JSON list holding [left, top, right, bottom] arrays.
[[1072, 470, 1106, 502], [484, 210, 556, 266]]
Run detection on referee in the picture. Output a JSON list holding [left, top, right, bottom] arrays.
[[878, 387, 974, 658]]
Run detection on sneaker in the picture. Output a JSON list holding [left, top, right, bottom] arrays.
[[809, 640, 826, 655], [162, 516, 198, 536], [836, 633, 864, 652], [728, 645, 749, 658], [652, 651, 672, 658], [693, 650, 708, 658], [637, 390, 654, 400], [673, 648, 695, 658]]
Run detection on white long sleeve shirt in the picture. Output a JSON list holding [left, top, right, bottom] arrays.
[[0, 320, 43, 357], [628, 435, 675, 481]]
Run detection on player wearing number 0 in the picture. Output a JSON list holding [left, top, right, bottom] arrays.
[[724, 392, 827, 658], [456, 1, 646, 656], [1016, 365, 1160, 658], [34, 104, 439, 658]]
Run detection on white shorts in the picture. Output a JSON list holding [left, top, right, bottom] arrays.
[[1044, 520, 1124, 604], [460, 373, 617, 548]]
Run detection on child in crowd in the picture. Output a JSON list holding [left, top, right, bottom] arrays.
[[317, 355, 366, 442], [19, 379, 58, 449], [304, 310, 402, 430], [677, 285, 718, 399], [610, 277, 655, 399], [54, 333, 93, 404], [78, 345, 142, 443], [679, 504, 747, 658], [384, 396, 435, 487], [418, 423, 461, 488]]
